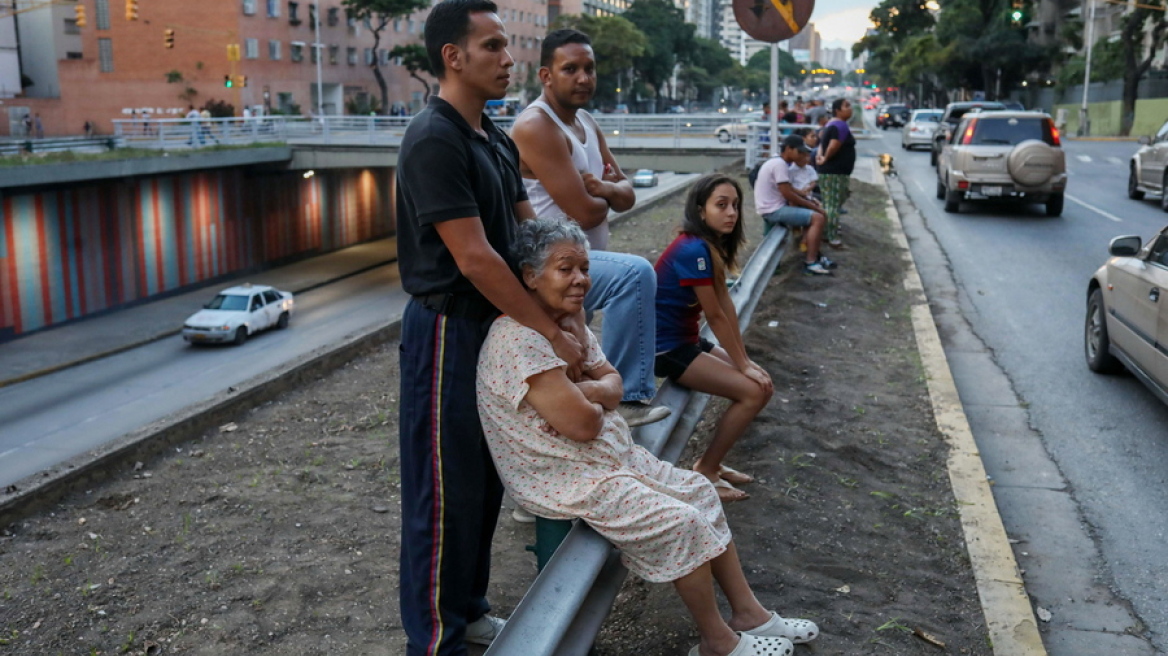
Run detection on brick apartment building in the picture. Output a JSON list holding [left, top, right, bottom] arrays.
[[1, 0, 549, 137]]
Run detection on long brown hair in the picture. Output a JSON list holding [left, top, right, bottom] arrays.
[[681, 173, 745, 276]]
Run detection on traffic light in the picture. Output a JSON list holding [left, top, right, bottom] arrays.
[[224, 75, 234, 88], [124, 0, 138, 21], [227, 44, 241, 61], [75, 2, 87, 27], [164, 28, 174, 48], [238, 75, 248, 87], [1010, 0, 1025, 25]]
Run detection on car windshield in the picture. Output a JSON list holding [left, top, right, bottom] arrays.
[[970, 117, 1054, 145], [913, 112, 942, 122], [207, 294, 250, 311]]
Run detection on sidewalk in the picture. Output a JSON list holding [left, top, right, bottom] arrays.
[[0, 173, 696, 388]]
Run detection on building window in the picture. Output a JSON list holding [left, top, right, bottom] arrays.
[[407, 19, 414, 33], [269, 39, 282, 59], [242, 0, 256, 14], [310, 43, 318, 63], [291, 42, 304, 62], [267, 0, 279, 17], [347, 46, 356, 65], [98, 37, 113, 71], [308, 3, 317, 28], [288, 1, 300, 24], [278, 92, 294, 113], [347, 15, 357, 33], [64, 17, 80, 34], [95, 0, 110, 29], [245, 38, 259, 59], [66, 51, 83, 59], [378, 48, 388, 65], [364, 47, 373, 65], [327, 7, 338, 25], [393, 18, 400, 32], [329, 44, 338, 64]]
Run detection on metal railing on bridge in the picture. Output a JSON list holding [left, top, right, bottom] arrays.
[[111, 114, 798, 151]]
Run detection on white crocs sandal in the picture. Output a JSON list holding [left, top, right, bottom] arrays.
[[687, 634, 794, 656], [742, 611, 819, 644]]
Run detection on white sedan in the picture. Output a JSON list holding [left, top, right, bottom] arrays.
[[182, 284, 294, 346]]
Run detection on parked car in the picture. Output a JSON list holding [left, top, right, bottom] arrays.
[[935, 110, 1066, 216], [877, 103, 911, 129], [715, 111, 764, 143], [931, 101, 1007, 166], [182, 284, 294, 346], [1085, 228, 1168, 407], [631, 169, 659, 187], [1127, 119, 1168, 208], [901, 109, 943, 150]]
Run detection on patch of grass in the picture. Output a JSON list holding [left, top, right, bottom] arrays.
[[875, 618, 913, 634], [0, 143, 286, 168]]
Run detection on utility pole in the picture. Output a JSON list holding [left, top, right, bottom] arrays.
[[313, 2, 323, 117], [1080, 0, 1095, 136]]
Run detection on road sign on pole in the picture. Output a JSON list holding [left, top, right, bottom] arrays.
[[732, 0, 814, 43]]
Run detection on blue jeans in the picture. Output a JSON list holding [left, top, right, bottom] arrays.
[[584, 250, 657, 403]]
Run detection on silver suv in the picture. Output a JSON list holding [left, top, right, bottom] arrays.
[[935, 111, 1066, 216], [1128, 119, 1168, 209]]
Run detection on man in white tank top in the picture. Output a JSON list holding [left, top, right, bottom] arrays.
[[511, 28, 669, 429]]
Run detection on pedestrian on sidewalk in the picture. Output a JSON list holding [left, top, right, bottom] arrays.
[[654, 174, 775, 503], [34, 114, 44, 139], [815, 98, 856, 249], [185, 105, 203, 146], [479, 216, 820, 656], [394, 1, 586, 653], [510, 28, 669, 430]]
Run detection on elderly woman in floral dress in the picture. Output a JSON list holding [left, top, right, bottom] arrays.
[[476, 217, 819, 656]]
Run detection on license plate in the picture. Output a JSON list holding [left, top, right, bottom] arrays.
[[191, 334, 207, 341], [982, 186, 1002, 196]]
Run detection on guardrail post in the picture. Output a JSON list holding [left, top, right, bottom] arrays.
[[527, 518, 574, 571]]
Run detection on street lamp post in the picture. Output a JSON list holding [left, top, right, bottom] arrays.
[[313, 4, 324, 118], [1080, 0, 1095, 136]]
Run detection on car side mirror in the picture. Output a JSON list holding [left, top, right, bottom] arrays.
[[1139, 135, 1152, 145], [1109, 235, 1142, 257], [203, 303, 210, 309]]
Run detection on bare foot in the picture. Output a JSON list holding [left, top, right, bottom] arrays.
[[713, 479, 749, 503], [718, 465, 754, 485]]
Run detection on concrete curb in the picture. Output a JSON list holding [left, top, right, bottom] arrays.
[[879, 171, 1047, 655]]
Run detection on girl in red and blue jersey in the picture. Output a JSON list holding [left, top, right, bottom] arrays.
[[654, 174, 774, 503]]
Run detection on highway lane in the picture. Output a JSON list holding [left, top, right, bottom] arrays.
[[0, 266, 409, 487], [873, 130, 1168, 650]]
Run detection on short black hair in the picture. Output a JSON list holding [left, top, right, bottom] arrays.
[[831, 97, 850, 115], [541, 28, 591, 68], [424, 0, 499, 78]]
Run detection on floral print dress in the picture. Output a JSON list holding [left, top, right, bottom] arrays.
[[476, 316, 731, 583]]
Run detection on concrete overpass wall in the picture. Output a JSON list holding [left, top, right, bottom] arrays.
[[0, 165, 393, 340]]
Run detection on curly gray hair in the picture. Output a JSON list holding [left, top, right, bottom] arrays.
[[513, 217, 590, 275]]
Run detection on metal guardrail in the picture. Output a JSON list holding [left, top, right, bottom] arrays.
[[0, 136, 118, 156], [484, 225, 789, 656], [109, 114, 814, 151]]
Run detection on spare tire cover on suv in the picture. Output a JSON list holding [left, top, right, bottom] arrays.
[[1007, 139, 1057, 187]]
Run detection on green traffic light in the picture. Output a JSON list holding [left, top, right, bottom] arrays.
[[224, 75, 234, 88], [1011, 9, 1023, 21]]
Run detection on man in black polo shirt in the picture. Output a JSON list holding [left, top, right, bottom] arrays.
[[395, 1, 586, 654]]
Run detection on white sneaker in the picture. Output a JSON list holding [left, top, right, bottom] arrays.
[[511, 506, 536, 523], [465, 614, 506, 646], [617, 402, 671, 427]]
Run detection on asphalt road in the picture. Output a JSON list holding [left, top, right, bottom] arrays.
[[868, 127, 1168, 652], [0, 266, 409, 487]]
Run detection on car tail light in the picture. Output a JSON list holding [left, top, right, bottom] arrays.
[[961, 119, 977, 144], [957, 180, 969, 190], [1050, 124, 1061, 146]]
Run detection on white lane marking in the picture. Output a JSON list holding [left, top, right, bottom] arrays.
[[913, 178, 928, 195], [1106, 157, 1123, 165], [1067, 194, 1123, 222], [1077, 154, 1093, 162]]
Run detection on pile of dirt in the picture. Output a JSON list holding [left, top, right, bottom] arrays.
[[0, 173, 989, 655]]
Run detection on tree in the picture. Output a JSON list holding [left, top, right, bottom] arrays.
[[341, 0, 429, 114], [1117, 0, 1168, 135], [552, 14, 647, 107], [388, 43, 434, 105], [623, 0, 695, 110], [679, 37, 736, 104]]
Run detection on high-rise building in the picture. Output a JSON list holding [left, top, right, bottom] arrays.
[[1, 0, 548, 136]]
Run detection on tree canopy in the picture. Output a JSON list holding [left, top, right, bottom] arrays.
[[341, 0, 429, 114], [623, 0, 696, 109]]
